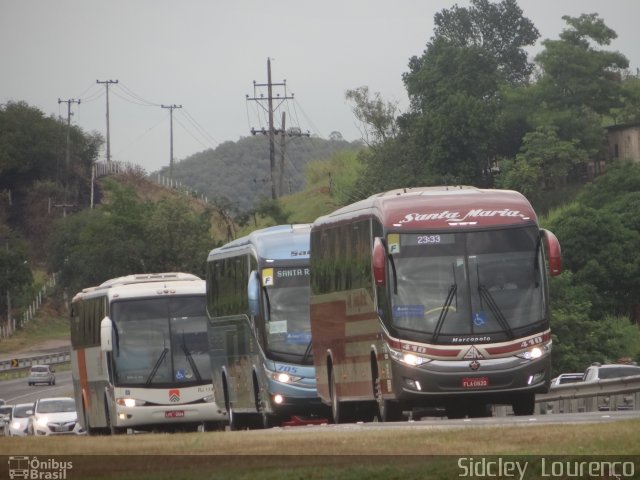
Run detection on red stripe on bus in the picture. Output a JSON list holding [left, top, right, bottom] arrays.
[[77, 347, 90, 410]]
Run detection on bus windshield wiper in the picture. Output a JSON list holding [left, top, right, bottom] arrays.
[[432, 284, 457, 342], [388, 248, 398, 295], [478, 286, 514, 339], [262, 285, 272, 320], [182, 333, 202, 382], [301, 339, 313, 365], [145, 347, 169, 386]]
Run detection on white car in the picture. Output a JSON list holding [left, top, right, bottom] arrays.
[[5, 403, 34, 437], [28, 397, 84, 436]]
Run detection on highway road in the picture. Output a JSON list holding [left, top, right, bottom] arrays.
[[1, 370, 74, 406], [2, 369, 639, 432]]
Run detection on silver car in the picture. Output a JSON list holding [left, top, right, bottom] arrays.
[[27, 365, 56, 386]]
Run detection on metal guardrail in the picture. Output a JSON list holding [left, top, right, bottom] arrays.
[[537, 374, 640, 414], [0, 350, 70, 373], [494, 375, 640, 416]]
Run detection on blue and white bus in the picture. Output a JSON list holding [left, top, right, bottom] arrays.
[[206, 224, 328, 429], [71, 272, 226, 434]]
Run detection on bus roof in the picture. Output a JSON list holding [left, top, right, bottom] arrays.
[[72, 273, 203, 302], [312, 186, 538, 230], [207, 224, 311, 262]]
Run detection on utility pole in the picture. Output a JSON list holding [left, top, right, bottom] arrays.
[[58, 98, 81, 173], [247, 58, 294, 199], [279, 112, 286, 197], [97, 79, 118, 162], [4, 237, 10, 337], [161, 104, 182, 181]]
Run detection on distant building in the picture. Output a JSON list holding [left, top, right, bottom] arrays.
[[606, 122, 640, 163]]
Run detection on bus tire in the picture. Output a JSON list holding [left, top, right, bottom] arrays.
[[228, 404, 245, 431], [330, 369, 356, 424], [375, 376, 404, 422]]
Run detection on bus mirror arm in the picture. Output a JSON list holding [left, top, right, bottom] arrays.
[[248, 270, 262, 317], [541, 229, 562, 276], [100, 316, 114, 352]]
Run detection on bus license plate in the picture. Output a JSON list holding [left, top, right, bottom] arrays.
[[462, 377, 489, 388], [165, 410, 185, 418]]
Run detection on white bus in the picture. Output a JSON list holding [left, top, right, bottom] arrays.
[[70, 272, 226, 434]]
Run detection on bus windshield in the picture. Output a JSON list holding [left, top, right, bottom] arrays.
[[111, 295, 211, 387], [263, 267, 312, 362], [389, 226, 546, 341]]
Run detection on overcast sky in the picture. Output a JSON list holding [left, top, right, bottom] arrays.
[[2, 0, 639, 174]]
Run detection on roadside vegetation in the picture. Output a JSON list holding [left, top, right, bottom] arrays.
[[1, 419, 638, 479]]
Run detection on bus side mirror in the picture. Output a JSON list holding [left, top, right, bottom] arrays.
[[100, 316, 113, 352], [373, 237, 387, 286], [248, 271, 261, 316], [541, 229, 562, 276]]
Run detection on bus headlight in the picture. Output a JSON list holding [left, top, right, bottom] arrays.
[[116, 398, 147, 407], [389, 347, 430, 366], [516, 341, 551, 360], [270, 372, 303, 384]]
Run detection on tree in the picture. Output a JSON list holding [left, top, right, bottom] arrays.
[[47, 180, 214, 293], [543, 162, 640, 321], [429, 0, 539, 86], [389, 0, 539, 187], [345, 86, 399, 146], [143, 197, 213, 275], [497, 125, 586, 202], [0, 226, 33, 326], [549, 271, 640, 373], [613, 74, 640, 124], [535, 14, 628, 115]]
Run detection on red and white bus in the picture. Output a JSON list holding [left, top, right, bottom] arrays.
[[309, 186, 562, 421], [71, 273, 226, 433]]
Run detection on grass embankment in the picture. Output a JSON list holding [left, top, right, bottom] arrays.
[[0, 307, 68, 356], [1, 419, 638, 479]]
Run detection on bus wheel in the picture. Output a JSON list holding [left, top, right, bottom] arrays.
[[228, 404, 244, 431], [512, 393, 535, 416], [375, 376, 404, 422], [256, 389, 280, 429], [330, 369, 355, 424]]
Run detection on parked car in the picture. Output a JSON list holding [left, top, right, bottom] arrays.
[[5, 403, 34, 437], [27, 397, 84, 436], [0, 404, 13, 435], [27, 364, 56, 386], [550, 372, 584, 387], [582, 363, 640, 382]]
